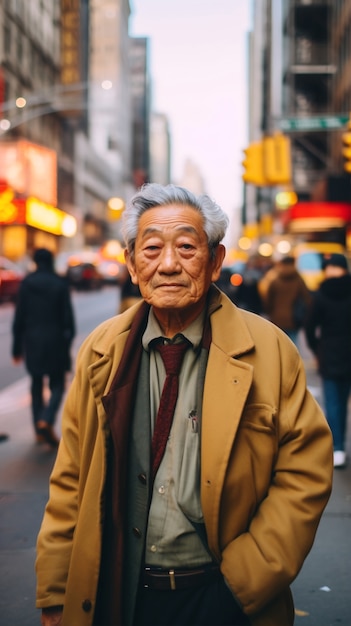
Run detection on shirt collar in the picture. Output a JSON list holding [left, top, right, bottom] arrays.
[[142, 307, 205, 352]]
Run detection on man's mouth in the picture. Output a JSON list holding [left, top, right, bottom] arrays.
[[156, 282, 185, 288]]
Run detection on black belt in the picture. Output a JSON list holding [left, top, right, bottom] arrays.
[[142, 565, 220, 591]]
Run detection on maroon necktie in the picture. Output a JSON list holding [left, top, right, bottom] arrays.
[[151, 341, 189, 480]]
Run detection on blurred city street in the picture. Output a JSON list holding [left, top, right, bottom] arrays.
[[0, 289, 350, 625], [2, 1, 351, 624]]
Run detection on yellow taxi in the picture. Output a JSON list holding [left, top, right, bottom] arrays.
[[293, 242, 349, 291]]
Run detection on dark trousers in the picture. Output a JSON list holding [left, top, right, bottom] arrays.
[[133, 575, 250, 626], [31, 373, 65, 430]]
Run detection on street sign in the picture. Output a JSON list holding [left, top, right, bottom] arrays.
[[279, 115, 349, 132]]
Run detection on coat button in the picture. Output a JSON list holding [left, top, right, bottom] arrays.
[[138, 473, 147, 485], [132, 527, 142, 538], [82, 599, 92, 612]]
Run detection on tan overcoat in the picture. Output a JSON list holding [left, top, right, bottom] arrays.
[[36, 289, 333, 626]]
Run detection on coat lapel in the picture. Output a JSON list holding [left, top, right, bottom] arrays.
[[96, 301, 150, 625], [201, 294, 255, 556]]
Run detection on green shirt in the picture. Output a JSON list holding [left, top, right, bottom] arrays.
[[142, 309, 213, 568]]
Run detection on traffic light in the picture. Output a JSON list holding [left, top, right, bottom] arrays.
[[342, 119, 351, 173], [242, 134, 292, 186], [263, 133, 292, 185], [242, 141, 266, 185]]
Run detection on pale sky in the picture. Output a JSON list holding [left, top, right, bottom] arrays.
[[129, 0, 252, 243]]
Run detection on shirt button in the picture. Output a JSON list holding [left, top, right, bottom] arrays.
[[150, 544, 157, 552], [132, 527, 142, 538], [158, 485, 165, 494]]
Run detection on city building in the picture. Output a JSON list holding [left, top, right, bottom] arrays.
[[0, 0, 137, 259], [149, 112, 171, 186], [0, 0, 78, 259], [129, 36, 151, 188], [244, 0, 351, 254]]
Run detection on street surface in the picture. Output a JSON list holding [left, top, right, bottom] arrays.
[[0, 288, 350, 625]]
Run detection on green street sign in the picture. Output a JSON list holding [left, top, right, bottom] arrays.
[[280, 115, 349, 132]]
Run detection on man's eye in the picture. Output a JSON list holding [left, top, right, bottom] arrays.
[[180, 243, 195, 251], [145, 245, 160, 252]]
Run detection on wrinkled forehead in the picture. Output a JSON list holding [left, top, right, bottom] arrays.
[[137, 203, 206, 235]]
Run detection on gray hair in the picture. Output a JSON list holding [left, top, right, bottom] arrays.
[[122, 183, 229, 259]]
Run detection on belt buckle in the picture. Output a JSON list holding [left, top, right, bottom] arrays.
[[168, 569, 176, 590]]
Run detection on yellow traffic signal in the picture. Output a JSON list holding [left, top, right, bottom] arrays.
[[263, 133, 292, 185], [242, 141, 266, 185], [242, 134, 292, 186], [342, 120, 351, 173]]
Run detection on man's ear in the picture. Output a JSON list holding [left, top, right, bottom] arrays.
[[124, 249, 139, 285], [211, 244, 226, 282]]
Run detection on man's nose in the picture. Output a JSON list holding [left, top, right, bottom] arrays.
[[158, 245, 180, 271]]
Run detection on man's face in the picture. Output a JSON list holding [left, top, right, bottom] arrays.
[[125, 204, 225, 323]]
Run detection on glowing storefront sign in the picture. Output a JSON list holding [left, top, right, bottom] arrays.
[[0, 140, 57, 205], [27, 197, 77, 237], [0, 183, 76, 236], [0, 187, 26, 224]]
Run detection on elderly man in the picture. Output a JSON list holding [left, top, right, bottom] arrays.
[[36, 183, 333, 626]]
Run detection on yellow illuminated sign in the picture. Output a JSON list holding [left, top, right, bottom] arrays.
[[26, 197, 77, 237], [0, 140, 57, 205], [61, 0, 81, 85], [0, 188, 16, 223], [107, 197, 125, 221], [60, 0, 83, 116]]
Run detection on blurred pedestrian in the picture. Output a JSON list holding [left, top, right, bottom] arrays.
[[305, 253, 351, 468], [12, 248, 75, 447], [264, 255, 311, 345], [36, 184, 332, 626], [234, 255, 263, 314]]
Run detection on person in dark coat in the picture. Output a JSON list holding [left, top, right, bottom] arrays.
[[233, 255, 263, 315], [12, 248, 75, 447], [304, 253, 351, 469]]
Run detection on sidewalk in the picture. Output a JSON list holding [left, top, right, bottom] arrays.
[[0, 377, 67, 626], [291, 333, 351, 624]]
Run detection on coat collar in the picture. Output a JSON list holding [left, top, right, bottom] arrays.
[[87, 286, 256, 379], [209, 284, 255, 358]]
